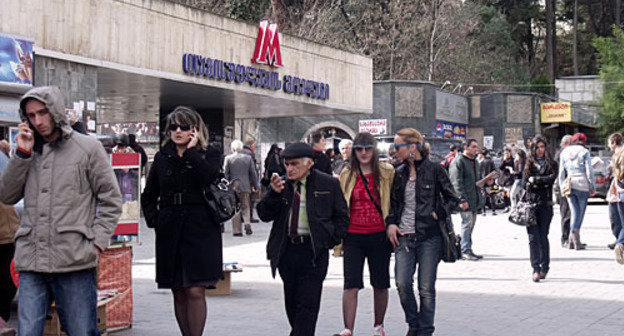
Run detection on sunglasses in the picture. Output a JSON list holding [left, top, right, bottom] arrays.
[[394, 143, 412, 151], [168, 124, 192, 131], [353, 145, 374, 152]]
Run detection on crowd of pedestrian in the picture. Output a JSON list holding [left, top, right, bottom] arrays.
[[1, 85, 624, 336]]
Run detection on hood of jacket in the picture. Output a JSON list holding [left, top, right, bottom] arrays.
[[19, 86, 73, 150], [561, 144, 587, 162]]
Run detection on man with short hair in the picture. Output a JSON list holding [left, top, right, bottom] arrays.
[[332, 139, 352, 176], [0, 86, 122, 335], [257, 142, 349, 336], [555, 135, 573, 247], [310, 131, 332, 175], [224, 139, 258, 236], [450, 139, 495, 261]]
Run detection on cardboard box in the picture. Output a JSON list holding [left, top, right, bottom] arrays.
[[43, 304, 107, 336]]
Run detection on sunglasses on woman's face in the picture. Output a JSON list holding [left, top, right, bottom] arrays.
[[354, 145, 374, 152], [168, 124, 192, 131], [394, 143, 411, 151]]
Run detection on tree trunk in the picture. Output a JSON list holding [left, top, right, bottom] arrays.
[[428, 0, 441, 82], [573, 0, 579, 76], [617, 0, 622, 27], [545, 0, 556, 84]]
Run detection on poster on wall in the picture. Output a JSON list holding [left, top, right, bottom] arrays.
[[483, 135, 494, 150], [0, 34, 34, 85], [435, 121, 466, 140], [359, 119, 387, 135], [435, 91, 469, 124], [100, 122, 160, 143]]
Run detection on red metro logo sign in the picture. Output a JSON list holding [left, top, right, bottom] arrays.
[[251, 21, 283, 67]]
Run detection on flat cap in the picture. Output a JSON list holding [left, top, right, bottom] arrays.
[[282, 142, 314, 159]]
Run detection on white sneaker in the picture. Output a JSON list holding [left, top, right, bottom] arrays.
[[615, 244, 624, 265], [332, 328, 352, 336], [373, 324, 385, 336]]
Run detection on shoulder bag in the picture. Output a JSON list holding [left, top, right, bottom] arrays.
[[508, 189, 537, 226], [433, 166, 462, 263], [202, 153, 240, 223]]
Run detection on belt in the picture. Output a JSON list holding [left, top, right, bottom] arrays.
[[288, 235, 311, 245], [160, 193, 205, 207]]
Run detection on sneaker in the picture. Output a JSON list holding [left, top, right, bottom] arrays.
[[332, 329, 352, 336], [615, 244, 624, 265], [373, 324, 385, 336], [462, 251, 480, 261]]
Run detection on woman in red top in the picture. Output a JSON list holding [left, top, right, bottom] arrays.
[[335, 133, 395, 336]]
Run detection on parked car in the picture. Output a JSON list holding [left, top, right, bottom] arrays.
[[591, 156, 611, 199]]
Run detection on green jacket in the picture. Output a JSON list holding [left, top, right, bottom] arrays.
[[449, 154, 483, 211]]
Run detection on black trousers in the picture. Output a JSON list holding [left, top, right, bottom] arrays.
[[526, 205, 553, 272], [0, 243, 16, 321], [278, 242, 329, 336], [559, 195, 571, 242]]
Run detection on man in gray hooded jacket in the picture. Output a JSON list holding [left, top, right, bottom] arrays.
[[0, 86, 122, 335]]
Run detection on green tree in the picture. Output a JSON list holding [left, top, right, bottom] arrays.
[[593, 26, 624, 136]]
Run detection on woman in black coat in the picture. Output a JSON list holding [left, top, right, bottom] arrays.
[[141, 106, 222, 336], [523, 136, 557, 283]]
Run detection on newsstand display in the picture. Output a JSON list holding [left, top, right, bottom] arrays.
[[98, 152, 142, 332]]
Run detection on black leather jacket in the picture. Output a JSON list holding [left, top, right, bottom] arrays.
[[386, 158, 460, 240], [522, 157, 558, 206], [257, 169, 349, 277]]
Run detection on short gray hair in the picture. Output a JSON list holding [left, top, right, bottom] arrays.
[[338, 139, 353, 151], [231, 140, 244, 152], [560, 135, 573, 146]]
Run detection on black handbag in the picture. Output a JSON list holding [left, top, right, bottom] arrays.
[[203, 172, 240, 223], [508, 190, 537, 226], [434, 167, 462, 263]]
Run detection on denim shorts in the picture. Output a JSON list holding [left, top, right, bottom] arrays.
[[343, 231, 392, 289]]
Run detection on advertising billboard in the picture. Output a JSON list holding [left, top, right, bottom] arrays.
[[359, 119, 387, 135], [0, 34, 34, 85], [435, 121, 466, 140], [541, 102, 572, 123]]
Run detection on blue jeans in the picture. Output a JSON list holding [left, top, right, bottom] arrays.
[[18, 269, 100, 336], [609, 196, 624, 245], [459, 211, 477, 253], [394, 235, 441, 336], [566, 189, 589, 230]]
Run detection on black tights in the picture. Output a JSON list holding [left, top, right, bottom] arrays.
[[172, 286, 207, 336]]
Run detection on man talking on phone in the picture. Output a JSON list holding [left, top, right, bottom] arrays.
[[257, 142, 349, 336], [0, 86, 121, 335]]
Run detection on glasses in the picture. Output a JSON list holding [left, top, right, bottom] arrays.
[[168, 124, 191, 131], [353, 145, 374, 152], [394, 143, 412, 151]]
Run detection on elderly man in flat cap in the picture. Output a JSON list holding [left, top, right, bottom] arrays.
[[257, 142, 349, 336]]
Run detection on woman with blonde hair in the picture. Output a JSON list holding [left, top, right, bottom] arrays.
[[386, 128, 459, 336], [334, 133, 394, 336], [141, 106, 222, 336]]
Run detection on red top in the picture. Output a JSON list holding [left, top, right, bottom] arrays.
[[349, 173, 386, 234]]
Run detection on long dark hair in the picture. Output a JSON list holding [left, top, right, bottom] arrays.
[[347, 133, 381, 191], [524, 136, 555, 176], [514, 149, 526, 171]]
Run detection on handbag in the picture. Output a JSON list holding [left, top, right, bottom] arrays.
[[508, 189, 537, 226], [203, 172, 240, 223], [433, 167, 462, 263], [561, 175, 572, 197]]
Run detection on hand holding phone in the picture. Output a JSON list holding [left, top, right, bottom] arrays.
[[270, 172, 285, 194], [16, 122, 34, 152], [186, 127, 199, 149]]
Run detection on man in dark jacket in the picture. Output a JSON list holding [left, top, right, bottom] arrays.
[[257, 142, 349, 336], [309, 131, 332, 175], [242, 138, 261, 222], [128, 134, 148, 170], [449, 139, 495, 261]]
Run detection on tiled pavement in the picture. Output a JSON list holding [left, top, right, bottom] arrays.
[[117, 201, 624, 336]]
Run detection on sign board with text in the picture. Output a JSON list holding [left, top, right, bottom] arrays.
[[359, 119, 387, 135], [541, 102, 572, 123]]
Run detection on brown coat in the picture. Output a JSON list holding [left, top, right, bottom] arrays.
[[0, 203, 18, 245], [339, 162, 395, 220]]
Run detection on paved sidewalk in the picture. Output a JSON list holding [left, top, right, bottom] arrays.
[[117, 202, 624, 336]]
